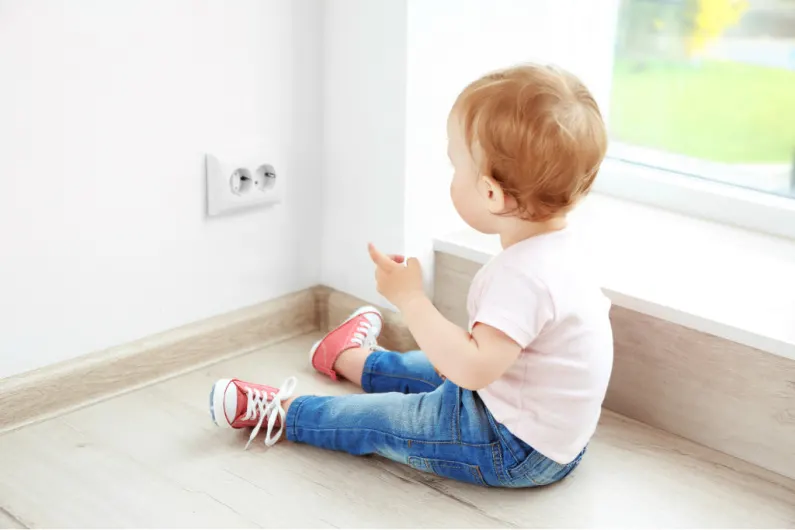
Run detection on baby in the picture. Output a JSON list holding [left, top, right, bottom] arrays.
[[209, 64, 613, 488]]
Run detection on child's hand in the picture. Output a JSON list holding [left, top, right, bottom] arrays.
[[368, 243, 425, 310]]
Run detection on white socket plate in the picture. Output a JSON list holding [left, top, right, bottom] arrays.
[[205, 148, 282, 217]]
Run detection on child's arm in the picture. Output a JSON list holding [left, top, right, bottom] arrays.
[[368, 244, 522, 390], [401, 296, 522, 390]]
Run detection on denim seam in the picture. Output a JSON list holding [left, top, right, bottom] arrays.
[[495, 424, 521, 463], [468, 464, 487, 487], [451, 392, 457, 442], [360, 351, 382, 393], [490, 442, 509, 487], [362, 370, 439, 391], [361, 370, 373, 393], [472, 465, 486, 486], [492, 442, 513, 486], [410, 457, 488, 487], [426, 460, 487, 487], [486, 415, 529, 484], [511, 453, 565, 485], [486, 410, 521, 466], [291, 427, 495, 447], [286, 396, 309, 442], [457, 389, 463, 442]]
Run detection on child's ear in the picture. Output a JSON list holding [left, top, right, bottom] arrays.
[[479, 175, 507, 214]]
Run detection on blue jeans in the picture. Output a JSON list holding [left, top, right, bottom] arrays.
[[285, 350, 584, 488]]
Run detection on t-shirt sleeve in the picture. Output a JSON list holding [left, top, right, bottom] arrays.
[[471, 266, 554, 349]]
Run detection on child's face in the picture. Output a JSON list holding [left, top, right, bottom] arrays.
[[447, 113, 500, 234]]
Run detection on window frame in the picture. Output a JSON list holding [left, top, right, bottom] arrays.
[[594, 154, 795, 240], [600, 0, 795, 241]]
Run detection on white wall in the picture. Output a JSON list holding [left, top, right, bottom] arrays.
[[321, 0, 619, 303], [0, 0, 620, 377], [320, 0, 408, 304], [0, 0, 323, 378]]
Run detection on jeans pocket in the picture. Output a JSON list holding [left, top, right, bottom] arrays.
[[408, 457, 487, 486], [507, 449, 569, 487]]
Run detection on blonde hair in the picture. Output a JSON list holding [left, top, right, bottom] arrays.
[[454, 64, 607, 221]]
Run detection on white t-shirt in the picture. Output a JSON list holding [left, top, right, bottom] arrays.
[[469, 229, 613, 464]]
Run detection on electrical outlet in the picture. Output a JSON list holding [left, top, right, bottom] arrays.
[[205, 152, 281, 217]]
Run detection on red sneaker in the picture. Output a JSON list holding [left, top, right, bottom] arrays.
[[209, 376, 297, 448], [310, 306, 383, 381]]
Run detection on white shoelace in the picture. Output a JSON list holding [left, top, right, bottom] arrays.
[[350, 320, 385, 352], [243, 376, 298, 449]]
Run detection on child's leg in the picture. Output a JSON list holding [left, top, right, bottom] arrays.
[[362, 349, 444, 394], [311, 305, 443, 394], [335, 348, 443, 393], [333, 347, 443, 394], [212, 377, 583, 488], [285, 381, 502, 487]]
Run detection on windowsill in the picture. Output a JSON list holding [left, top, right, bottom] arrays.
[[433, 193, 795, 361], [608, 143, 794, 196]]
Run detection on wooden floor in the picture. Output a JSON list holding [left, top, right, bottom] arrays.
[[1, 334, 794, 529]]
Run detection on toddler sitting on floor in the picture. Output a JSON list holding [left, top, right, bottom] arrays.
[[209, 64, 613, 488]]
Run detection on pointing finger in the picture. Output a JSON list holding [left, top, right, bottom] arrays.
[[368, 243, 398, 270]]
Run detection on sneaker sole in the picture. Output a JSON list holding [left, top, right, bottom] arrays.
[[309, 305, 383, 364], [210, 378, 233, 429]]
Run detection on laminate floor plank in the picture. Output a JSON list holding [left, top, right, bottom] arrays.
[[0, 334, 793, 528]]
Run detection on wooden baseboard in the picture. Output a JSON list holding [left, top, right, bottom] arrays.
[[0, 286, 414, 435], [434, 251, 795, 481], [605, 306, 795, 481], [13, 273, 789, 483], [0, 289, 318, 434]]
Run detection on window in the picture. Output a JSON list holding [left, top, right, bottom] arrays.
[[601, 0, 795, 238]]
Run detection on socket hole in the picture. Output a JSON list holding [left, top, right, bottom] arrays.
[[254, 164, 276, 191], [230, 168, 253, 195]]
